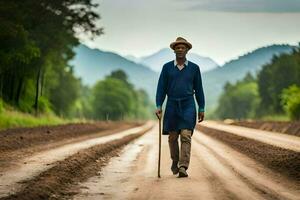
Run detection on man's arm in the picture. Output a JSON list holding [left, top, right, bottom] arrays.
[[193, 66, 205, 122], [155, 65, 168, 119]]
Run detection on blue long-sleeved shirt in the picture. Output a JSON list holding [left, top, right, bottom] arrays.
[[156, 60, 205, 112]]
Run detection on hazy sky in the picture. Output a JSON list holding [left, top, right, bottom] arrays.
[[80, 0, 300, 65]]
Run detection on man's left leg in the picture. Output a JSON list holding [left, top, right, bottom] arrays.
[[178, 129, 192, 177]]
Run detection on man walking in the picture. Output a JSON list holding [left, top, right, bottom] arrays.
[[155, 37, 205, 178]]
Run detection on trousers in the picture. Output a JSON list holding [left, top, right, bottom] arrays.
[[168, 129, 192, 169]]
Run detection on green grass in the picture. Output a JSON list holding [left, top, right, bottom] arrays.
[[260, 114, 290, 121], [0, 97, 95, 130], [0, 109, 70, 130]]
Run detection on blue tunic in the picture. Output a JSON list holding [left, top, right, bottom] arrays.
[[156, 60, 205, 135]]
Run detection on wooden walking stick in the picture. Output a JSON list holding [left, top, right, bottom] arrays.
[[156, 113, 162, 178]]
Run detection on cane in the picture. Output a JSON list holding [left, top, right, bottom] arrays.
[[156, 113, 162, 178]]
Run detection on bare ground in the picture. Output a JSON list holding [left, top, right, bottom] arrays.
[[196, 124, 300, 182], [228, 120, 300, 137], [1, 133, 148, 200], [0, 121, 299, 200], [0, 121, 142, 170], [71, 123, 300, 200]]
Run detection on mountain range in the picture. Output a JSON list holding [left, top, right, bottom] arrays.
[[71, 44, 295, 112], [70, 45, 158, 101], [203, 44, 294, 110], [126, 48, 219, 73]]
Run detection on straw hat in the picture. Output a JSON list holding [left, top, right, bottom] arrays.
[[170, 37, 192, 50]]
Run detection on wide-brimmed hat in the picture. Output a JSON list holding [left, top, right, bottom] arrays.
[[170, 37, 192, 50]]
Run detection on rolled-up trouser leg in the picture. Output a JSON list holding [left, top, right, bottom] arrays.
[[179, 129, 192, 169], [168, 131, 179, 162]]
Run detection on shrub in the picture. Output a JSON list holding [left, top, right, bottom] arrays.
[[281, 85, 300, 120]]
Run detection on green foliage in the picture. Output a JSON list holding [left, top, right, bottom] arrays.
[[0, 98, 3, 113], [215, 46, 300, 121], [48, 67, 81, 117], [93, 77, 134, 120], [134, 89, 155, 119], [76, 85, 94, 119], [203, 45, 293, 111], [92, 70, 154, 121], [0, 110, 66, 130], [18, 79, 36, 113], [281, 85, 300, 120], [106, 70, 129, 83], [0, 0, 102, 120], [38, 96, 52, 114], [216, 73, 260, 119], [257, 50, 300, 114]]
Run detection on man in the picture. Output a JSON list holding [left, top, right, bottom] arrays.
[[155, 37, 205, 178]]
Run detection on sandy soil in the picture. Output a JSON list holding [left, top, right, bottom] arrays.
[[196, 124, 300, 181], [0, 121, 141, 170], [0, 122, 153, 199], [72, 123, 299, 200], [200, 121, 300, 152], [1, 121, 299, 200], [229, 120, 300, 137]]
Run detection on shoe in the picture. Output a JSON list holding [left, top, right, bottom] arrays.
[[178, 167, 188, 178], [171, 161, 179, 175]]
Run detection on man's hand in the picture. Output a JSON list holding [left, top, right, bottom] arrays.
[[198, 112, 204, 123], [155, 108, 162, 120]]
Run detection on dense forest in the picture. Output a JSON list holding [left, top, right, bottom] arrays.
[[0, 0, 154, 125], [215, 45, 300, 120]]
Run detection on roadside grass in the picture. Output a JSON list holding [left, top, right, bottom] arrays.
[[0, 109, 68, 130], [0, 103, 91, 130], [260, 114, 290, 121]]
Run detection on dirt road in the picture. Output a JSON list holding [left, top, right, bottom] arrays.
[[73, 123, 300, 200], [0, 121, 299, 200], [0, 122, 153, 199]]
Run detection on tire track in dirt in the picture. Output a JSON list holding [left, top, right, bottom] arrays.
[[73, 132, 152, 199], [192, 138, 264, 200], [3, 121, 298, 200], [0, 122, 154, 199], [73, 124, 259, 200], [71, 122, 300, 200], [195, 140, 281, 200], [200, 121, 300, 152], [118, 125, 216, 200], [197, 125, 300, 181], [191, 149, 240, 200], [71, 123, 299, 200], [193, 130, 300, 200]]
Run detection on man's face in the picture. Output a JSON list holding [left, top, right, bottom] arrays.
[[174, 44, 189, 58]]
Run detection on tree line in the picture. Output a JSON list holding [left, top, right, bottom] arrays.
[[0, 0, 154, 121], [215, 44, 300, 120], [86, 70, 155, 120]]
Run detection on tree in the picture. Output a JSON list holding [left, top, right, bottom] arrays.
[[106, 70, 129, 83], [216, 75, 260, 120], [0, 0, 103, 117], [92, 70, 154, 121], [92, 78, 134, 120], [48, 66, 81, 117], [281, 85, 300, 120], [257, 48, 300, 115]]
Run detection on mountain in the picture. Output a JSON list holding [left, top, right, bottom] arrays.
[[71, 44, 295, 113], [203, 44, 295, 111], [124, 55, 140, 64], [70, 45, 159, 101], [132, 48, 219, 72]]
